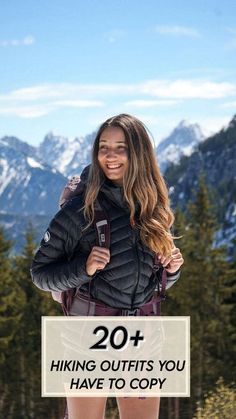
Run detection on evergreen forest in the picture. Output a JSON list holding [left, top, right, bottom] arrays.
[[0, 175, 235, 418]]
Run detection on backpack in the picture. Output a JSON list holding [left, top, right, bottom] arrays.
[[51, 175, 166, 314]]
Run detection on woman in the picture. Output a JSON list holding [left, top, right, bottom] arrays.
[[31, 113, 184, 419]]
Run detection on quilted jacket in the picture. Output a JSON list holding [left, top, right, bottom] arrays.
[[30, 167, 180, 310]]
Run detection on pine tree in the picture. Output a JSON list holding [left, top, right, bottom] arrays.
[[193, 377, 236, 418], [0, 226, 25, 415], [0, 226, 25, 360], [4, 224, 63, 418], [225, 236, 236, 376], [162, 173, 235, 418]]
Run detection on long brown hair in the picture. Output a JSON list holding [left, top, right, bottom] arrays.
[[83, 113, 177, 257]]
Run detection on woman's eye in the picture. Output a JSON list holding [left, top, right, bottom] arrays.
[[98, 145, 127, 152], [117, 146, 128, 151]]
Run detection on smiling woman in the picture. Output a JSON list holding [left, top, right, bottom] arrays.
[[31, 113, 184, 419], [98, 126, 129, 186], [83, 114, 180, 256]]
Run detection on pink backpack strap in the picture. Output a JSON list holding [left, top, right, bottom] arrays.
[[56, 179, 110, 316], [153, 254, 167, 299], [52, 175, 85, 309], [59, 175, 84, 208]]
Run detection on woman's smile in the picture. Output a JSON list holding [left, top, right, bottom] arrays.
[[98, 126, 129, 186], [106, 164, 123, 170]]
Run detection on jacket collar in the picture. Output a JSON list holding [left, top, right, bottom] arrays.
[[80, 165, 139, 213], [100, 177, 129, 211]]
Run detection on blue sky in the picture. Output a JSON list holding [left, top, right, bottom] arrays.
[[0, 0, 236, 146]]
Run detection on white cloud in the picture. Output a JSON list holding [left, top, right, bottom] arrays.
[[0, 83, 135, 102], [0, 35, 35, 47], [0, 105, 51, 118], [0, 99, 104, 118], [140, 79, 236, 99], [154, 25, 201, 38], [1, 79, 234, 104], [0, 85, 63, 101], [0, 79, 235, 119], [124, 99, 179, 108]]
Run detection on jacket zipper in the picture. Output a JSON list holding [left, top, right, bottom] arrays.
[[130, 227, 140, 310]]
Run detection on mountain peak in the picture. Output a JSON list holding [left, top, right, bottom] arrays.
[[38, 131, 94, 177], [43, 132, 68, 145], [156, 120, 205, 173], [0, 135, 37, 157], [177, 120, 192, 128], [158, 120, 204, 149], [175, 120, 203, 137]]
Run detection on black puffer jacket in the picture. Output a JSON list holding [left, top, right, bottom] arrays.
[[30, 167, 180, 310]]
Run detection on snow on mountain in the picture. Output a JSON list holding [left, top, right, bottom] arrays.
[[38, 131, 95, 177], [0, 136, 37, 158], [1, 116, 235, 255], [156, 120, 205, 173], [164, 114, 236, 260], [0, 121, 206, 218], [27, 156, 45, 169], [0, 137, 67, 215], [38, 122, 206, 178]]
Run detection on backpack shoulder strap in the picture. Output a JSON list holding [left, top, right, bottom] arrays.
[[153, 254, 167, 299], [59, 186, 110, 315], [59, 175, 84, 208], [58, 175, 111, 248], [93, 195, 110, 248]]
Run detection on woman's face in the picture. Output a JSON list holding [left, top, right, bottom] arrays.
[[98, 126, 129, 186]]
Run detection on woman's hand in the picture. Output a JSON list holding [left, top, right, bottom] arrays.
[[157, 247, 184, 274], [86, 246, 110, 276]]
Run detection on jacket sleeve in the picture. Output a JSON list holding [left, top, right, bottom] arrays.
[[30, 206, 92, 292], [163, 227, 181, 289], [166, 269, 181, 290], [157, 267, 181, 291]]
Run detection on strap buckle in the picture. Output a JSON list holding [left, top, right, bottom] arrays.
[[120, 308, 139, 316], [153, 264, 160, 273]]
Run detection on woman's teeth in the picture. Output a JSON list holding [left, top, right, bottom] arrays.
[[106, 164, 122, 169]]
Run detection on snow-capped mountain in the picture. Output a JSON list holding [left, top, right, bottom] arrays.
[[165, 115, 236, 259], [1, 135, 38, 158], [37, 122, 205, 179], [38, 131, 95, 177], [0, 137, 67, 215], [1, 116, 235, 255], [156, 120, 205, 173]]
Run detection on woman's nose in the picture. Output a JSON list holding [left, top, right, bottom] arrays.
[[106, 148, 117, 158]]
